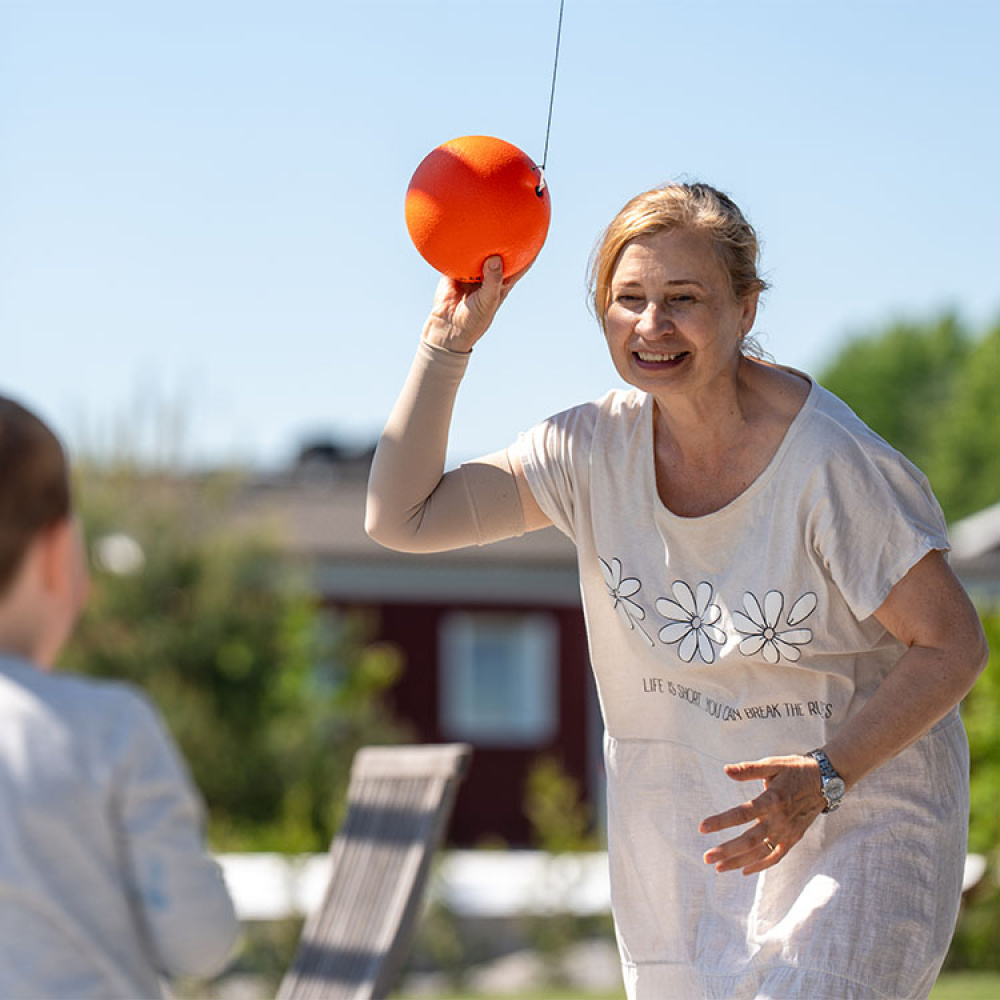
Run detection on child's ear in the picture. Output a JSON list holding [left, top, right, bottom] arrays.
[[37, 518, 75, 594], [32, 517, 89, 669]]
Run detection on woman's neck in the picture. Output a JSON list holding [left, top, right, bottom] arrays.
[[650, 359, 811, 517], [651, 356, 761, 461]]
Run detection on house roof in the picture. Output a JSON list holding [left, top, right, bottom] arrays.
[[116, 446, 998, 609], [950, 502, 1000, 563], [239, 464, 1000, 608], [230, 462, 582, 606], [949, 501, 1000, 603]]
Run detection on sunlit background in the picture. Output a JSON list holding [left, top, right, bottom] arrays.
[[3, 0, 998, 467], [3, 3, 998, 997]]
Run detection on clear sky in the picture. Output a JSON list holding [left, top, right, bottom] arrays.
[[2, 0, 998, 469]]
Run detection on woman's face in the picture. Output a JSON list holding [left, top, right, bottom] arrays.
[[604, 227, 758, 400]]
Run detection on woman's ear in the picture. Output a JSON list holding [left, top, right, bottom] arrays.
[[739, 290, 760, 338]]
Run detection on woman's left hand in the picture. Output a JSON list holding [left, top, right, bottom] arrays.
[[698, 755, 827, 875]]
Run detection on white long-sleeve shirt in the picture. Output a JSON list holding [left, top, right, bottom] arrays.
[[0, 655, 239, 999]]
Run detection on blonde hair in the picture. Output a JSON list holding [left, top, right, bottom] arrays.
[[589, 182, 769, 350]]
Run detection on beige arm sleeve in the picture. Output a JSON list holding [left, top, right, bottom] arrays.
[[365, 340, 528, 553]]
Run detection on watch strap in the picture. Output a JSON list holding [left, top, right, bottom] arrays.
[[807, 748, 845, 813]]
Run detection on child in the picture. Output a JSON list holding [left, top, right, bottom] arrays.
[[0, 395, 239, 998]]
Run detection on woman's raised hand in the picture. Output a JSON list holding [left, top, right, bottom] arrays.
[[421, 255, 526, 353]]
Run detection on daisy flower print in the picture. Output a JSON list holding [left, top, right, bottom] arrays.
[[600, 557, 654, 646], [655, 580, 726, 664], [733, 590, 817, 663]]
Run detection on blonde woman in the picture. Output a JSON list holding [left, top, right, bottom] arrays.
[[366, 183, 986, 999]]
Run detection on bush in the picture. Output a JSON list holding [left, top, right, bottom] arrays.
[[64, 463, 409, 851], [947, 609, 1000, 970]]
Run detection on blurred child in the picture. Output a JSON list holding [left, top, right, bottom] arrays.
[[0, 396, 239, 998]]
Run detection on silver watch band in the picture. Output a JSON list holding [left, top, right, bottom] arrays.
[[807, 748, 846, 813]]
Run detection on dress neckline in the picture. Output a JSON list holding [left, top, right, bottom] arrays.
[[643, 369, 819, 525]]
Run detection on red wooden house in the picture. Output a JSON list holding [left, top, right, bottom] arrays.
[[235, 445, 602, 847]]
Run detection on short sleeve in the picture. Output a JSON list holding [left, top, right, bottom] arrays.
[[513, 400, 601, 543], [809, 435, 951, 622]]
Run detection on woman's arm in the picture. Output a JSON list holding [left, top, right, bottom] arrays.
[[699, 550, 987, 875], [365, 257, 551, 553], [824, 549, 986, 784]]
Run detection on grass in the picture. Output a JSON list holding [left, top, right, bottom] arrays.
[[929, 971, 1000, 999], [393, 971, 1000, 999]]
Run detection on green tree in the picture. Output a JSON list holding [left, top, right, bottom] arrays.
[[925, 324, 1000, 521], [818, 312, 998, 522], [965, 610, 1000, 857], [63, 463, 408, 851], [818, 312, 971, 475], [947, 609, 1000, 970]]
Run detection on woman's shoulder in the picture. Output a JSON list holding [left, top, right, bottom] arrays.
[[602, 386, 649, 418], [805, 380, 916, 463], [517, 388, 648, 486], [530, 387, 647, 438], [796, 380, 941, 510]]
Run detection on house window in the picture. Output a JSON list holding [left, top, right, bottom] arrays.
[[439, 612, 558, 747]]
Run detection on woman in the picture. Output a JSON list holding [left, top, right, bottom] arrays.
[[366, 183, 987, 999]]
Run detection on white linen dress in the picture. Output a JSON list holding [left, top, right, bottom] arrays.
[[514, 376, 969, 1000]]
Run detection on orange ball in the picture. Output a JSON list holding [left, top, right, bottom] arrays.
[[405, 135, 551, 282]]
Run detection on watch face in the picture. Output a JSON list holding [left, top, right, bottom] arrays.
[[827, 777, 846, 800]]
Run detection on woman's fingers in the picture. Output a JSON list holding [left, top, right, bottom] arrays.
[[464, 256, 506, 326], [423, 256, 512, 352], [703, 821, 787, 874], [700, 755, 826, 875], [698, 798, 759, 835]]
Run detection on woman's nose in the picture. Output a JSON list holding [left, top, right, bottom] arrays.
[[636, 302, 671, 337]]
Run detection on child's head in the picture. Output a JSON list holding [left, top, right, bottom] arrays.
[[0, 396, 87, 666]]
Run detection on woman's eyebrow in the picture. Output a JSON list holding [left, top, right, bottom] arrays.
[[612, 277, 706, 289]]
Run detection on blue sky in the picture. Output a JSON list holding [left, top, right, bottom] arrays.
[[2, 0, 998, 469]]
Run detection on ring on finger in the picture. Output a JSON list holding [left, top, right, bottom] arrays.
[[763, 837, 776, 853]]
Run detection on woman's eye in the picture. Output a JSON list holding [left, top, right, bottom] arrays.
[[615, 294, 643, 306], [670, 294, 694, 304]]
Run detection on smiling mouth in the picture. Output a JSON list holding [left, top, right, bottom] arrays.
[[634, 350, 689, 364]]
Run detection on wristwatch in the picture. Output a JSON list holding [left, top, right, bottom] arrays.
[[806, 749, 846, 813]]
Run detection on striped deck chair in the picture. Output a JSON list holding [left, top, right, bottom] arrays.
[[278, 743, 473, 1000]]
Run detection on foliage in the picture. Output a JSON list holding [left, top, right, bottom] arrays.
[[175, 918, 304, 999], [520, 756, 606, 987], [929, 972, 1000, 1000], [964, 610, 1000, 856], [924, 326, 1000, 521], [946, 609, 1000, 971], [62, 463, 409, 851], [818, 313, 999, 522], [524, 755, 598, 854]]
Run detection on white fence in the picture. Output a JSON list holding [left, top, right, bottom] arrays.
[[217, 850, 611, 922], [217, 850, 987, 923]]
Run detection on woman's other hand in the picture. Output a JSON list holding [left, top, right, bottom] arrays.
[[421, 256, 526, 353], [698, 755, 827, 875]]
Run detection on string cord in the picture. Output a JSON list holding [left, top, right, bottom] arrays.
[[536, 0, 565, 194]]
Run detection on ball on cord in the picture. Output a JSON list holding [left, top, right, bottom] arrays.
[[404, 135, 551, 283]]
